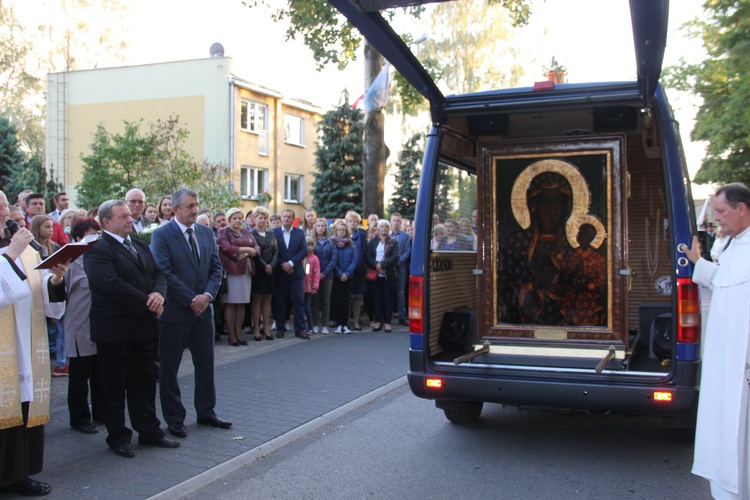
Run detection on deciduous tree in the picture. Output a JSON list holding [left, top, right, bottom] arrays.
[[76, 116, 238, 211], [663, 0, 750, 186]]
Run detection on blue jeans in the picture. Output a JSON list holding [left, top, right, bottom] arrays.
[[47, 318, 66, 369]]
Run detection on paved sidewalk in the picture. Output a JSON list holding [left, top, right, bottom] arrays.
[[30, 328, 409, 499]]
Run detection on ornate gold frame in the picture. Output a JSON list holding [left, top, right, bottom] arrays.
[[478, 136, 626, 347]]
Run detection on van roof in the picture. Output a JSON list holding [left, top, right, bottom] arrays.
[[329, 0, 668, 121]]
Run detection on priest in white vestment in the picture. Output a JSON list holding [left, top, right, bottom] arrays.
[[0, 191, 67, 497], [687, 183, 750, 500]]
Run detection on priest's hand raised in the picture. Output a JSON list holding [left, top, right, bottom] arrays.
[[5, 228, 34, 260]]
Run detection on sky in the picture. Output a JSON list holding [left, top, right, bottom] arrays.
[[12, 0, 710, 197]]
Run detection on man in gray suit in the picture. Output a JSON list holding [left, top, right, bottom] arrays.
[[150, 189, 230, 439], [125, 188, 153, 234]]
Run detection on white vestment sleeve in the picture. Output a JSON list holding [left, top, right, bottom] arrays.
[[692, 258, 717, 289], [0, 255, 32, 309], [42, 272, 66, 319]]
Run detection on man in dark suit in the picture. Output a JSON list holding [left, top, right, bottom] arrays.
[[273, 209, 310, 340], [84, 200, 179, 458], [150, 189, 230, 438]]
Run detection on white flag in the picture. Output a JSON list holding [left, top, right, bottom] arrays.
[[363, 63, 390, 112]]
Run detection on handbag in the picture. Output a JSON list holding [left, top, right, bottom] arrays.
[[219, 269, 229, 294], [366, 239, 391, 281]]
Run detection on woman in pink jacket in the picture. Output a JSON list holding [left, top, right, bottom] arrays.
[[217, 208, 258, 345]]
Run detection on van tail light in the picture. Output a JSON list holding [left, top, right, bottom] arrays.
[[677, 278, 700, 343], [408, 276, 424, 333]]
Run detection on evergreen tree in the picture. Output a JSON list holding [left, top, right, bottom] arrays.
[[0, 116, 26, 191], [434, 165, 457, 221], [311, 93, 364, 218], [388, 133, 423, 219], [0, 116, 52, 199]]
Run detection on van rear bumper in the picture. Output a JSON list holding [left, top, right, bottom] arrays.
[[408, 360, 699, 417]]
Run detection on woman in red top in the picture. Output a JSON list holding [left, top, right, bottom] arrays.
[[217, 208, 258, 345]]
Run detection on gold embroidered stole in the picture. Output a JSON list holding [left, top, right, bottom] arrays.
[[0, 248, 50, 429]]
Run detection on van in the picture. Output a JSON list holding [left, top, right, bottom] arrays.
[[331, 0, 700, 435]]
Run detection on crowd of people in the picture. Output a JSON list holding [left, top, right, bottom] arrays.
[[0, 186, 427, 496]]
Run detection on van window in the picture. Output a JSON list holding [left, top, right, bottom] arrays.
[[432, 161, 476, 252]]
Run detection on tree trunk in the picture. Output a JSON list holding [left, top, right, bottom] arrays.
[[362, 40, 386, 219]]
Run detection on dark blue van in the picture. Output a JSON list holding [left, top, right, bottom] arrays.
[[331, 0, 700, 435]]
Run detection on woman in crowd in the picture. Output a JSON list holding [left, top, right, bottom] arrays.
[[59, 209, 75, 236], [404, 222, 415, 240], [330, 221, 357, 334], [367, 213, 380, 240], [144, 204, 159, 225], [244, 211, 256, 231], [366, 219, 400, 333], [31, 215, 59, 260], [438, 218, 472, 251], [31, 214, 66, 376], [64, 217, 104, 434], [459, 217, 476, 250], [156, 196, 172, 225], [299, 209, 317, 237], [312, 218, 335, 334], [431, 224, 446, 251], [346, 211, 368, 331], [250, 206, 277, 340], [217, 208, 258, 345]]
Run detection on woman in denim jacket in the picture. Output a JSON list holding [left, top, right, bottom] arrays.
[[312, 219, 336, 334], [330, 221, 357, 334]]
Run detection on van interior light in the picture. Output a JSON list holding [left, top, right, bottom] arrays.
[[426, 378, 442, 388], [653, 391, 672, 402]]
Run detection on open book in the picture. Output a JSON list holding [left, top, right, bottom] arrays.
[[34, 235, 100, 270]]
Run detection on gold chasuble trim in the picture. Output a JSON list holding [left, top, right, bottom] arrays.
[[0, 303, 23, 430], [21, 247, 51, 428], [0, 248, 51, 430]]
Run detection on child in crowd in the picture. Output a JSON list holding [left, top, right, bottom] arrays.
[[303, 236, 321, 334]]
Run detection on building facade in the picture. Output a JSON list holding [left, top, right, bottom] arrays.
[[46, 57, 322, 214]]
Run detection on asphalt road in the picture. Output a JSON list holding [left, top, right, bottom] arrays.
[[189, 385, 711, 500]]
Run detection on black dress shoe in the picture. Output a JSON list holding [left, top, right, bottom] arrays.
[[138, 436, 181, 448], [112, 443, 136, 458], [168, 423, 187, 438], [0, 477, 52, 496], [276, 331, 285, 339], [197, 416, 232, 429], [295, 331, 311, 340], [398, 319, 409, 326], [71, 421, 98, 434]]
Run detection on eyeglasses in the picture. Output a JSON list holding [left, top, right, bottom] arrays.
[[127, 200, 145, 205]]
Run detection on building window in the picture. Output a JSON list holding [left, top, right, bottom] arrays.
[[284, 174, 304, 203], [240, 101, 269, 155], [284, 114, 305, 146], [240, 166, 268, 199]]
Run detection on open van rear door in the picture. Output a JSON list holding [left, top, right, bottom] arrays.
[[329, 0, 669, 112]]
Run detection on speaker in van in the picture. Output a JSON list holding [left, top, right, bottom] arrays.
[[650, 313, 673, 360], [593, 106, 638, 131], [439, 308, 476, 352], [467, 113, 509, 136], [638, 303, 672, 360]]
